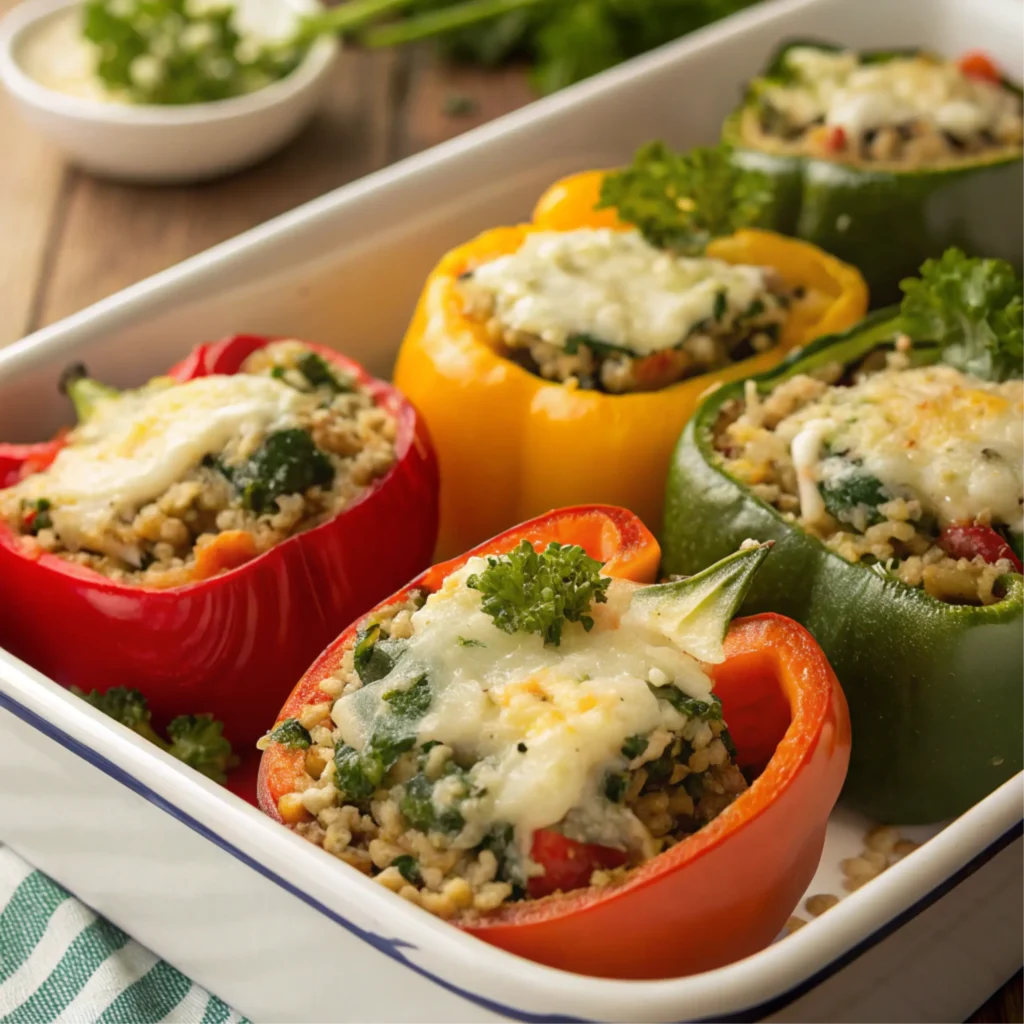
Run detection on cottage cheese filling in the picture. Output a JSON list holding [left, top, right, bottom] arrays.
[[762, 48, 1021, 140], [782, 365, 1024, 531], [462, 229, 779, 357]]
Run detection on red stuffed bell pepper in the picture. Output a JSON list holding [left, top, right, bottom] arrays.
[[258, 505, 850, 979], [0, 335, 438, 746]]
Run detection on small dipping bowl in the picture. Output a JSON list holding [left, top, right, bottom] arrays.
[[0, 0, 338, 182]]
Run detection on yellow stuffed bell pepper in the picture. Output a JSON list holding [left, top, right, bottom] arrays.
[[395, 169, 868, 558]]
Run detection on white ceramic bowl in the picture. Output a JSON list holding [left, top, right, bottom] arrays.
[[0, 0, 338, 183]]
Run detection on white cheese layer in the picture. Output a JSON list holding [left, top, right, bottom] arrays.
[[332, 559, 716, 852], [777, 365, 1024, 531], [765, 48, 1020, 138], [464, 229, 774, 356], [11, 375, 308, 538]]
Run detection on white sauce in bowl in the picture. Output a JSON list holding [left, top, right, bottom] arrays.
[[16, 7, 125, 103]]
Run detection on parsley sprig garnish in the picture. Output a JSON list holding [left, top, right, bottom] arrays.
[[598, 141, 773, 255], [466, 540, 610, 646], [900, 248, 1023, 383]]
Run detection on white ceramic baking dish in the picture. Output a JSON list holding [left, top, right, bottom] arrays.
[[1, 0, 1022, 1019]]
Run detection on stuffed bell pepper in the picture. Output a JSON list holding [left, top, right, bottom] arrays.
[[258, 505, 850, 979], [663, 249, 1023, 824], [726, 40, 1024, 302], [0, 335, 438, 745], [394, 144, 868, 556]]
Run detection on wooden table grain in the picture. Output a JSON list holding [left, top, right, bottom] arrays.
[[0, 22, 1020, 1023]]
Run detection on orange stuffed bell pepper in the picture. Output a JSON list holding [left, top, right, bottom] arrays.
[[258, 505, 850, 979], [394, 146, 868, 557]]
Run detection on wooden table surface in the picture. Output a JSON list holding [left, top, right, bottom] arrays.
[[0, 22, 1021, 1022]]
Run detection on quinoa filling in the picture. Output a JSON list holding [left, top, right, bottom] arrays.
[[714, 345, 1023, 605], [262, 542, 753, 920], [742, 47, 1023, 167], [458, 228, 791, 394], [0, 341, 397, 588]]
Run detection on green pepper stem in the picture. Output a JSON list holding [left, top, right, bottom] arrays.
[[359, 0, 551, 48], [294, 0, 421, 44]]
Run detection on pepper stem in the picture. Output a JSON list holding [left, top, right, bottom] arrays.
[[58, 363, 121, 424], [628, 542, 772, 664], [359, 0, 551, 48]]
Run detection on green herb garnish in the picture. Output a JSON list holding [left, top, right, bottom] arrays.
[[72, 686, 238, 783], [466, 539, 610, 646], [648, 685, 724, 722], [598, 141, 773, 255], [295, 352, 352, 394], [399, 769, 467, 834], [604, 772, 628, 802], [165, 714, 238, 784], [620, 734, 648, 760], [353, 624, 407, 685], [230, 428, 335, 514], [900, 249, 1024, 383], [23, 498, 53, 535], [266, 717, 312, 750], [456, 636, 486, 647], [391, 854, 422, 884], [381, 674, 432, 719], [820, 466, 890, 529]]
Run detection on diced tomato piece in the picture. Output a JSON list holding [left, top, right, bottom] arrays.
[[939, 522, 1022, 573], [528, 829, 628, 899], [957, 50, 1001, 83], [826, 126, 847, 152]]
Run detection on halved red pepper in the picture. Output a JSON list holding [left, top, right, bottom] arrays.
[[0, 335, 439, 746], [258, 505, 850, 979]]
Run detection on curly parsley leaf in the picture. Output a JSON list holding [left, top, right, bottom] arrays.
[[900, 248, 1024, 383], [598, 141, 773, 255], [165, 714, 239, 784], [466, 540, 610, 646]]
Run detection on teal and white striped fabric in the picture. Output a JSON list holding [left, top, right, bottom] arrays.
[[0, 845, 247, 1024]]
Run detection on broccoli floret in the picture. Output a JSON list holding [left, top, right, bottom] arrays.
[[71, 686, 166, 746], [71, 687, 237, 783], [266, 717, 312, 749], [231, 429, 335, 514], [165, 714, 238, 784], [58, 363, 121, 423]]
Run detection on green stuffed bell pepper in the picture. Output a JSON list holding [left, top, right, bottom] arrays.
[[662, 249, 1023, 824], [724, 40, 1024, 304]]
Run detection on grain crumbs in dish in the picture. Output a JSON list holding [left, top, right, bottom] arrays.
[[0, 341, 397, 588]]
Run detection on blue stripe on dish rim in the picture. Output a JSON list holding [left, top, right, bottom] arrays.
[[0, 687, 1019, 1024]]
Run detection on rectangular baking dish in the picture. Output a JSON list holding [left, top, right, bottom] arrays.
[[1, 0, 1022, 1019]]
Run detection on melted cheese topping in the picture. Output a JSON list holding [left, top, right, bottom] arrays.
[[10, 375, 307, 538], [764, 48, 1021, 138], [779, 366, 1024, 531], [332, 560, 715, 852], [463, 229, 775, 356]]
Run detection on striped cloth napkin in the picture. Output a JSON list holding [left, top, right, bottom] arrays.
[[0, 845, 247, 1024]]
